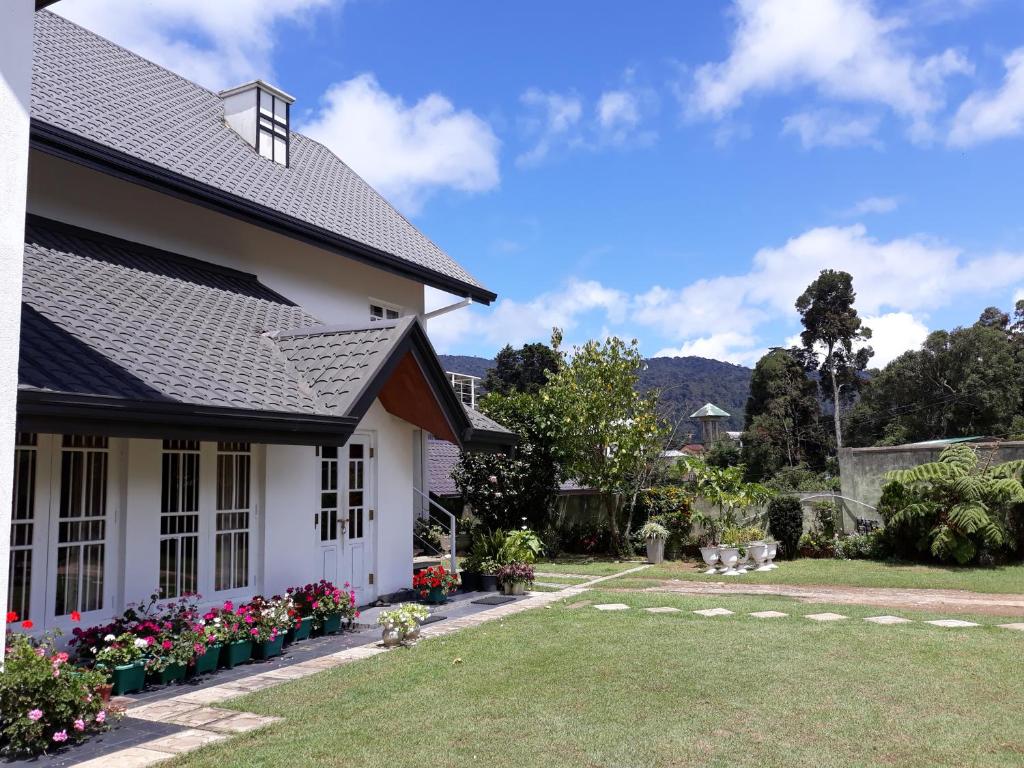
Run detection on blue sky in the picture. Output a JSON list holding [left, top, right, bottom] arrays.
[[56, 0, 1024, 366]]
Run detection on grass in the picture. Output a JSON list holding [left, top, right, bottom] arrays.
[[622, 558, 1024, 594], [532, 556, 645, 576], [173, 589, 1024, 768]]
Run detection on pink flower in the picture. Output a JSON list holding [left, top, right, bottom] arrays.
[[244, 615, 255, 624], [27, 709, 43, 722], [52, 730, 68, 743], [55, 652, 69, 664], [73, 719, 86, 732], [95, 711, 107, 724], [161, 640, 173, 651], [144, 636, 155, 646], [223, 601, 234, 611], [193, 643, 205, 654], [35, 647, 46, 657], [311, 601, 319, 610], [250, 628, 259, 637]]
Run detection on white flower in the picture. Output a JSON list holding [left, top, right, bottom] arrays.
[[133, 638, 148, 649], [103, 634, 115, 642], [90, 647, 97, 654]]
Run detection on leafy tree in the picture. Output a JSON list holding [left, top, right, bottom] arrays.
[[483, 342, 560, 396], [681, 456, 773, 542], [795, 270, 873, 449], [846, 318, 1024, 446], [453, 390, 561, 532], [541, 334, 666, 549], [882, 444, 1024, 564], [705, 439, 741, 468], [741, 347, 825, 479]]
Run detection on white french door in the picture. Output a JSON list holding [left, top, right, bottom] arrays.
[[316, 435, 375, 603]]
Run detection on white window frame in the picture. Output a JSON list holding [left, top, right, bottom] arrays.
[[212, 442, 254, 596], [257, 87, 290, 166], [369, 299, 404, 323], [159, 440, 201, 599], [9, 433, 38, 622]]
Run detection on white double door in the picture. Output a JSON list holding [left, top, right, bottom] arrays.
[[316, 435, 375, 604]]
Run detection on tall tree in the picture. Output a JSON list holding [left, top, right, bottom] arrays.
[[483, 342, 560, 396], [795, 270, 872, 449], [741, 347, 825, 480], [541, 334, 666, 549]]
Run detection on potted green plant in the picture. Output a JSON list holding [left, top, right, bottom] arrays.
[[247, 596, 292, 660], [459, 552, 481, 592], [95, 633, 147, 695], [211, 602, 253, 669], [640, 521, 669, 564], [376, 603, 430, 646], [478, 558, 500, 591], [145, 636, 190, 686], [413, 564, 460, 603], [496, 562, 534, 595]]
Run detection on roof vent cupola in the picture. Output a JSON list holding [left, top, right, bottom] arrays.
[[219, 80, 295, 167]]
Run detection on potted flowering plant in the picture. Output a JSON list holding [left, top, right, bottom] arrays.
[[376, 603, 429, 646], [246, 595, 292, 660], [640, 521, 669, 564], [94, 633, 148, 695], [0, 620, 113, 758], [478, 558, 500, 592], [292, 581, 354, 635], [496, 562, 534, 595], [413, 565, 460, 604], [210, 602, 254, 669], [283, 587, 313, 643]]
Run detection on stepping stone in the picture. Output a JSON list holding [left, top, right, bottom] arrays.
[[645, 607, 681, 614], [594, 603, 630, 611], [693, 608, 734, 617], [749, 611, 788, 619], [865, 615, 913, 625], [998, 623, 1024, 631], [926, 619, 980, 628], [805, 612, 848, 622]]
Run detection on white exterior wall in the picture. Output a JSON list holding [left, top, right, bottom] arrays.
[[27, 153, 426, 324], [0, 0, 35, 660], [262, 443, 318, 593]]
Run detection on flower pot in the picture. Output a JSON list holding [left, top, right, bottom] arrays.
[[110, 660, 146, 696], [381, 627, 403, 647], [286, 616, 313, 644], [321, 612, 343, 635], [645, 537, 665, 564], [150, 662, 187, 686], [95, 683, 113, 703], [699, 546, 720, 574], [219, 640, 252, 669], [764, 541, 779, 570], [424, 586, 448, 604], [403, 623, 421, 642], [253, 634, 285, 660], [748, 542, 770, 571], [479, 574, 499, 592], [193, 644, 221, 676], [502, 581, 526, 596], [460, 571, 480, 592], [717, 546, 741, 576]]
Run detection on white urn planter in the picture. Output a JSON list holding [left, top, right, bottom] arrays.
[[699, 546, 720, 574], [736, 547, 752, 572], [717, 546, 740, 576], [748, 542, 769, 571], [764, 541, 779, 570], [646, 537, 666, 564]]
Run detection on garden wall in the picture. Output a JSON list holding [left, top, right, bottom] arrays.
[[838, 441, 1024, 526]]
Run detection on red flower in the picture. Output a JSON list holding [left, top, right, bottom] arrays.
[[5, 611, 17, 623], [70, 611, 81, 622], [21, 620, 33, 630]]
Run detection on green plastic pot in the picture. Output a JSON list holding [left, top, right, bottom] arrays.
[[286, 616, 312, 644], [321, 613, 343, 635], [193, 644, 220, 675], [425, 586, 448, 604], [150, 661, 187, 685], [219, 640, 252, 669], [253, 634, 285, 660], [110, 660, 146, 695]]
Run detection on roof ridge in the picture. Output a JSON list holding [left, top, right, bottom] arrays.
[[271, 316, 416, 340]]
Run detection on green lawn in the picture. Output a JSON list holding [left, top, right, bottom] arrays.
[[532, 556, 646, 576], [173, 590, 1024, 768], [623, 558, 1024, 594]]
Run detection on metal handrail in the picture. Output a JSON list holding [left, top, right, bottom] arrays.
[[413, 488, 457, 573]]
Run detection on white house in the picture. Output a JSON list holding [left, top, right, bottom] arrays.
[[2, 8, 514, 643]]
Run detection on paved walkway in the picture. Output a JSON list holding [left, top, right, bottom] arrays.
[[629, 581, 1024, 617]]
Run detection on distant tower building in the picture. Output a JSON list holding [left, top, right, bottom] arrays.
[[690, 403, 730, 445]]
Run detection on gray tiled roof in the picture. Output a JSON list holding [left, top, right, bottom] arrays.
[[31, 10, 492, 300], [427, 439, 461, 497], [463, 404, 515, 436], [21, 218, 327, 414]]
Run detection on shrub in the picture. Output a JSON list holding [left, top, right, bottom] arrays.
[[1, 629, 112, 758], [496, 562, 535, 586], [834, 530, 889, 560], [639, 486, 691, 558], [767, 496, 803, 559], [639, 521, 669, 540]]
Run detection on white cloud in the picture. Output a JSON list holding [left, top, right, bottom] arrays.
[[654, 333, 765, 366], [302, 74, 500, 214], [56, 0, 335, 90], [782, 110, 882, 149], [690, 0, 972, 141], [1015, 287, 1024, 304], [949, 48, 1024, 146], [842, 196, 901, 217], [517, 75, 657, 166], [862, 312, 929, 366]]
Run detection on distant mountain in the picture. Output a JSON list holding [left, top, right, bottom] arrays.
[[439, 354, 752, 438]]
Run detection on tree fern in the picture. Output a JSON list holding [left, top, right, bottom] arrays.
[[882, 444, 1022, 564]]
